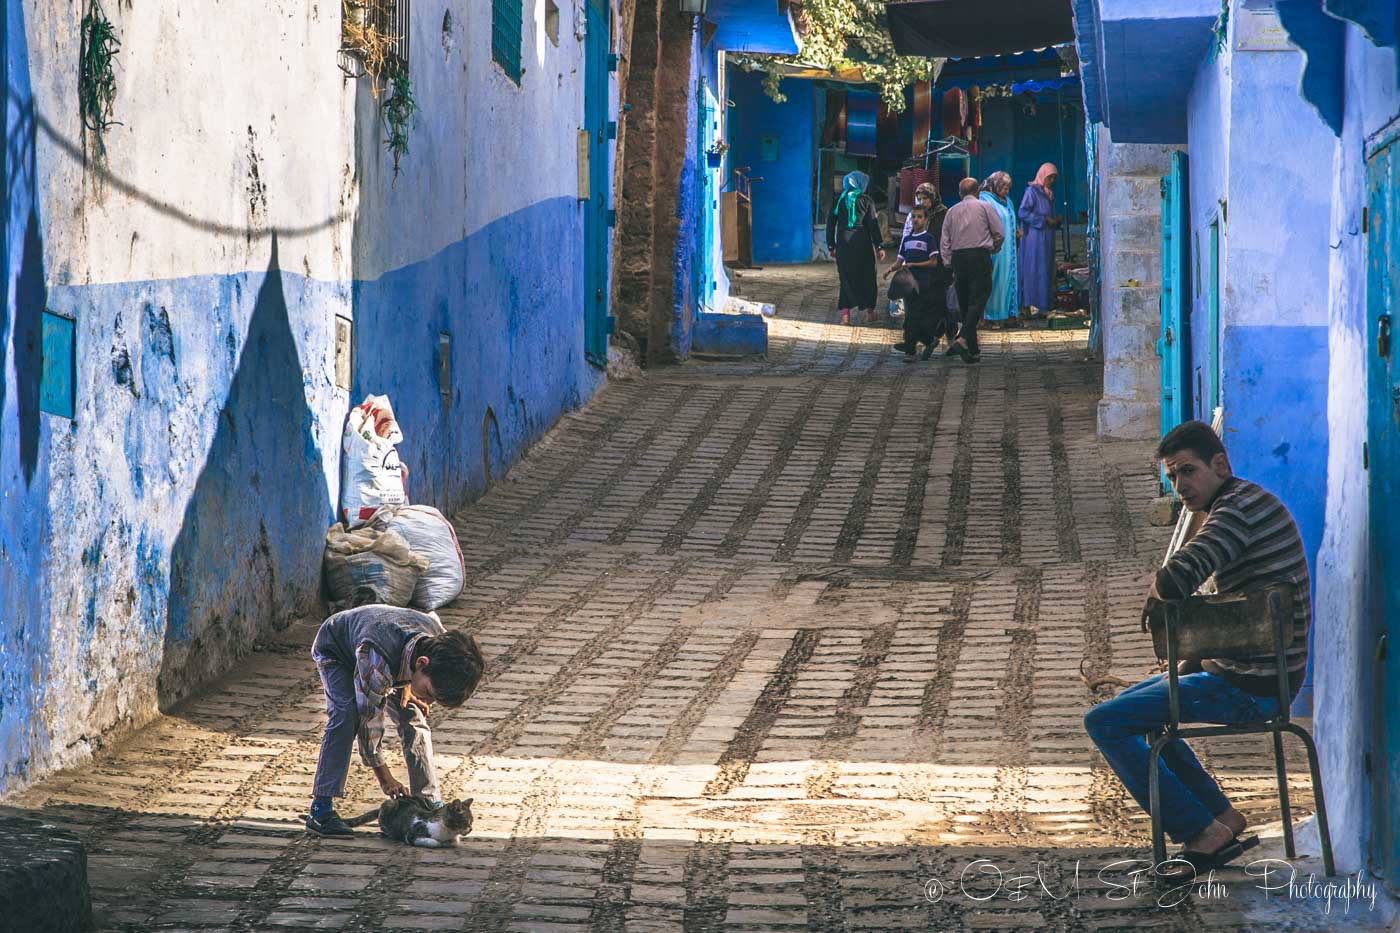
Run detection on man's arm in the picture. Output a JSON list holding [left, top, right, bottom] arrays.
[[353, 644, 394, 768], [1154, 504, 1250, 598]]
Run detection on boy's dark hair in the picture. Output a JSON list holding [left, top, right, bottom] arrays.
[[911, 206, 928, 218], [1156, 420, 1226, 464], [414, 630, 485, 707]]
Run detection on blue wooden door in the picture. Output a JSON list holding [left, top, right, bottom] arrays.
[[1197, 217, 1222, 421], [694, 77, 716, 313], [1158, 152, 1190, 442], [583, 0, 611, 366], [1365, 140, 1400, 894]]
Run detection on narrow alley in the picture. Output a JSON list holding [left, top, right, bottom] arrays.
[[5, 265, 1356, 931]]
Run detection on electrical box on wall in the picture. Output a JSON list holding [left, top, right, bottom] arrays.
[[438, 332, 452, 403], [760, 134, 779, 162], [334, 316, 353, 390], [40, 310, 76, 420]]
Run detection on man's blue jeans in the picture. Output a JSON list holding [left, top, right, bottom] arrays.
[[1083, 671, 1279, 844]]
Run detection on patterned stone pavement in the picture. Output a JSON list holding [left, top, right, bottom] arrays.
[[5, 264, 1383, 931]]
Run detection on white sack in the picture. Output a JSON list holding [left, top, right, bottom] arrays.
[[322, 522, 428, 611], [371, 505, 466, 611], [341, 394, 408, 526]]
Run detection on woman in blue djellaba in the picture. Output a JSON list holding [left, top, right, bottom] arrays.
[[979, 171, 1020, 329], [826, 171, 886, 326]]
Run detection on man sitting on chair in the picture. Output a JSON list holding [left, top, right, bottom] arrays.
[[1083, 420, 1311, 877]]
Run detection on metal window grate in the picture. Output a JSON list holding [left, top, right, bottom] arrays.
[[340, 0, 411, 80], [492, 0, 523, 84]]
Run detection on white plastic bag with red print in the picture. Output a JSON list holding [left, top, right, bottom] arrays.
[[340, 394, 409, 527]]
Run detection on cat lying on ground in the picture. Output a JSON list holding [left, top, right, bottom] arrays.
[[344, 796, 474, 847]]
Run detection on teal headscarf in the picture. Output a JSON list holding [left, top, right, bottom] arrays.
[[837, 171, 870, 230]]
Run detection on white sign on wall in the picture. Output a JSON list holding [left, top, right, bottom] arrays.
[[1236, 6, 1295, 52]]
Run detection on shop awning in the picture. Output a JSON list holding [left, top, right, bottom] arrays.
[[885, 0, 1075, 58], [936, 48, 1063, 91]]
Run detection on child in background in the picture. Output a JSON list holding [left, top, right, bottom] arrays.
[[885, 205, 943, 363]]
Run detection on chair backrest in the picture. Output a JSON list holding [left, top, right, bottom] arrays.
[[1144, 585, 1295, 663]]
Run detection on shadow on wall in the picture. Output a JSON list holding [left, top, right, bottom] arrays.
[[159, 236, 331, 708], [3, 78, 42, 483], [0, 0, 56, 788]]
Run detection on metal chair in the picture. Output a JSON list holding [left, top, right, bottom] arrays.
[[1144, 585, 1334, 875]]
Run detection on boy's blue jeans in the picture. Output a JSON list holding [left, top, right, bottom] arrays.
[[311, 641, 438, 802], [1083, 671, 1279, 844]]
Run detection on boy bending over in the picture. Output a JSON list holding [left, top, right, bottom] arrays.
[[306, 604, 485, 836]]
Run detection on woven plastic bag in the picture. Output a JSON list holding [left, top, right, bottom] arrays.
[[322, 522, 428, 612], [341, 394, 408, 527], [369, 505, 465, 611]]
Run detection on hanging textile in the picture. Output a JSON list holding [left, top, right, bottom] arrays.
[[912, 80, 932, 157], [942, 87, 968, 139], [846, 91, 879, 156]]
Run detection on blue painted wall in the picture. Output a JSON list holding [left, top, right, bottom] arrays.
[[974, 96, 1089, 222], [1181, 2, 1335, 715], [1313, 12, 1400, 879], [353, 199, 593, 510], [0, 0, 606, 794], [727, 68, 816, 264]]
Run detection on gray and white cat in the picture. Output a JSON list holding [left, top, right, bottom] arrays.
[[345, 796, 474, 847]]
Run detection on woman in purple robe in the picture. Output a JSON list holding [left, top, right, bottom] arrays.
[[1018, 163, 1060, 318]]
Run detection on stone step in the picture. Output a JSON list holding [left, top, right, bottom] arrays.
[[0, 815, 92, 933]]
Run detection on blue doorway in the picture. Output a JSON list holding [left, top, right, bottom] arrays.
[[1365, 139, 1400, 895], [582, 0, 611, 366], [1158, 152, 1190, 450]]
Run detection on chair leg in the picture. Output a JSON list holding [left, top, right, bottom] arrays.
[[1272, 729, 1296, 859], [1149, 734, 1170, 868], [1285, 723, 1336, 877]]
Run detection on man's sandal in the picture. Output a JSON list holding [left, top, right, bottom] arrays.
[[1156, 834, 1260, 881]]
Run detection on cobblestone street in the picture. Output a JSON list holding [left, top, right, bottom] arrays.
[[6, 265, 1368, 931]]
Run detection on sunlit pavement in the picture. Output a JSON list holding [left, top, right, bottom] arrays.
[[6, 263, 1382, 931]]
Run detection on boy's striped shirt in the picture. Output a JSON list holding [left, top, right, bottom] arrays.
[[1154, 477, 1310, 696]]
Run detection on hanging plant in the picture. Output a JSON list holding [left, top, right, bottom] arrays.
[[1206, 0, 1229, 62], [732, 0, 940, 113], [341, 0, 398, 84], [78, 0, 122, 157], [382, 68, 418, 180]]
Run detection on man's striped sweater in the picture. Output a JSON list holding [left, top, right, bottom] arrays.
[[1154, 477, 1311, 697]]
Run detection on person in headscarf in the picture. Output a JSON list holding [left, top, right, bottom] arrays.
[[826, 171, 886, 326], [979, 171, 1020, 329], [1018, 162, 1061, 318], [892, 182, 953, 357]]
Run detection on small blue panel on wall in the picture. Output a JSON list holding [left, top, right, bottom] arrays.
[[40, 310, 76, 420], [760, 135, 780, 162]]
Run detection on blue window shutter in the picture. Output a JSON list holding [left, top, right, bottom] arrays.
[[40, 311, 76, 420]]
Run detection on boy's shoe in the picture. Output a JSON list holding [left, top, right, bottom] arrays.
[[840, 308, 851, 325], [305, 810, 355, 836]]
